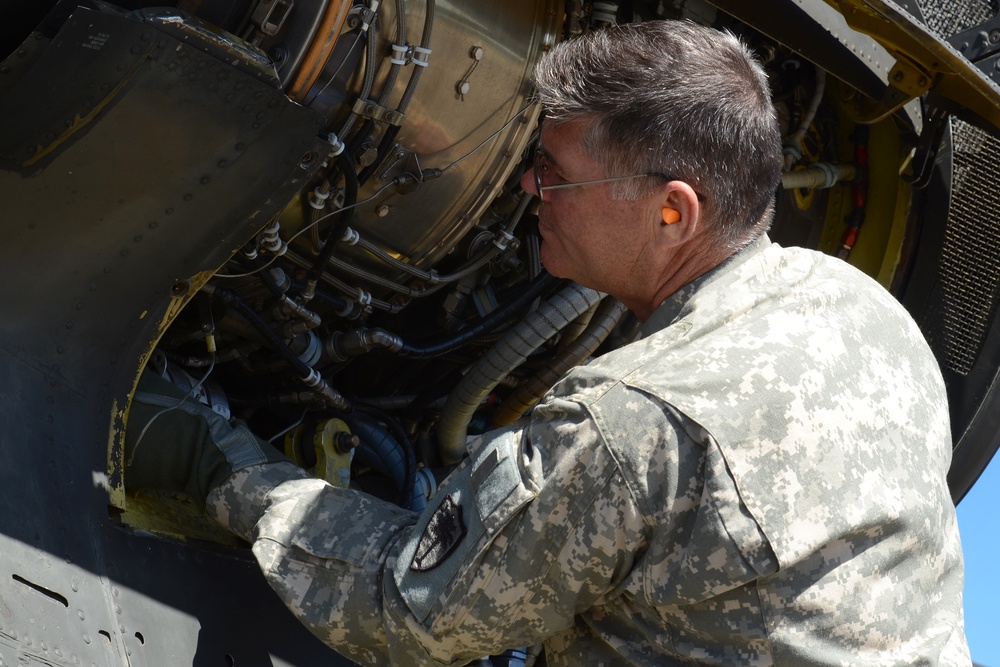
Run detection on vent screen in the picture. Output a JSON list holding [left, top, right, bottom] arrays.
[[911, 1, 1000, 375], [935, 119, 1000, 374], [915, 0, 993, 40]]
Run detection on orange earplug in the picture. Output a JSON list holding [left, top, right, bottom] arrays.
[[662, 207, 681, 225]]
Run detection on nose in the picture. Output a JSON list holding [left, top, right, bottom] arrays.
[[520, 167, 538, 197]]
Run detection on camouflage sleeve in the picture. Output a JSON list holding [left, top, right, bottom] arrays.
[[205, 388, 661, 666]]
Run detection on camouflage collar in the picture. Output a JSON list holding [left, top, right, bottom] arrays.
[[639, 234, 772, 339]]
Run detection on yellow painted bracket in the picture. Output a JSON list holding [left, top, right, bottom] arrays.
[[285, 418, 356, 488], [826, 0, 1000, 131]]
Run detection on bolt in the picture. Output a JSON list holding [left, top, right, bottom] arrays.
[[334, 433, 360, 454], [991, 29, 1000, 44], [375, 204, 391, 217], [892, 70, 904, 82], [470, 45, 484, 60]]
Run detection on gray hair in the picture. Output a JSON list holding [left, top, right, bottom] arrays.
[[532, 20, 783, 248]]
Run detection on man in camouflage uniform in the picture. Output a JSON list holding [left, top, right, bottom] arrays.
[[126, 20, 970, 666]]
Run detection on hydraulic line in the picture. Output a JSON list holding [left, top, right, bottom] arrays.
[[491, 297, 628, 427], [375, 0, 406, 108], [397, 0, 433, 114], [323, 187, 528, 293], [328, 273, 403, 313], [428, 242, 500, 286], [401, 272, 559, 357], [435, 282, 604, 464], [287, 278, 355, 318], [243, 259, 324, 331], [304, 151, 360, 302], [780, 162, 856, 190], [322, 272, 561, 361], [348, 409, 418, 509], [202, 284, 351, 411], [357, 0, 434, 185], [326, 255, 431, 297], [299, 226, 513, 300], [783, 67, 826, 170], [338, 1, 382, 139], [506, 191, 533, 234], [350, 229, 435, 281], [284, 248, 402, 313]]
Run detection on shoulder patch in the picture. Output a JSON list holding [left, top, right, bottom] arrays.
[[410, 494, 466, 572]]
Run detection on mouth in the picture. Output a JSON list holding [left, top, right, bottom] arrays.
[[536, 210, 551, 236]]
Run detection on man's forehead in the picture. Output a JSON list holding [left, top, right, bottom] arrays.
[[537, 122, 588, 168]]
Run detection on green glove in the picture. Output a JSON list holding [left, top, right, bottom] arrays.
[[124, 370, 289, 508]]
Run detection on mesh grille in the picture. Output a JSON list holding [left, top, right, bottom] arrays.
[[933, 120, 1000, 374], [915, 0, 994, 38], [908, 1, 1000, 375]]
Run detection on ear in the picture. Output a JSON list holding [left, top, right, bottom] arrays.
[[653, 180, 701, 247]]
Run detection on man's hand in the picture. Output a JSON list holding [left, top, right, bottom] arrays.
[[124, 370, 289, 508]]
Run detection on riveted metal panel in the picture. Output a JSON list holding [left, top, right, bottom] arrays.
[[0, 6, 346, 665]]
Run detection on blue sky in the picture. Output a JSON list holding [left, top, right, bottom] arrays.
[[957, 451, 1000, 667]]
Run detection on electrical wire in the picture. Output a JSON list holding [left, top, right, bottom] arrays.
[[126, 353, 217, 468], [214, 101, 536, 281], [212, 178, 400, 279], [440, 102, 535, 174]]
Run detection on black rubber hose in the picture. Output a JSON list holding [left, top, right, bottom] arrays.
[[306, 151, 360, 288], [288, 277, 354, 316], [202, 285, 312, 379], [397, 272, 561, 358], [351, 405, 417, 509], [357, 125, 401, 186], [357, 0, 432, 186]]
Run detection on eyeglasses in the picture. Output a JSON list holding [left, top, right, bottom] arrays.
[[532, 150, 704, 203]]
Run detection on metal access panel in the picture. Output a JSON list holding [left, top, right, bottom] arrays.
[[0, 6, 349, 665]]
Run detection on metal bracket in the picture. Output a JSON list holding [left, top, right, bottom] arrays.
[[901, 103, 949, 189], [948, 15, 1000, 63], [947, 14, 1000, 91], [351, 98, 405, 126], [854, 54, 933, 123], [251, 0, 295, 36]]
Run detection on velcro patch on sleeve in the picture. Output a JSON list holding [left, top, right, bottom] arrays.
[[410, 494, 466, 572]]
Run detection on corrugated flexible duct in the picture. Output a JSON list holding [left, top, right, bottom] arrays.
[[435, 282, 604, 464]]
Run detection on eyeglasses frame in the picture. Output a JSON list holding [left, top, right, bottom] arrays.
[[532, 151, 704, 203]]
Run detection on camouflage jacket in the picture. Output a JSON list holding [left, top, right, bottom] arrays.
[[208, 236, 970, 666]]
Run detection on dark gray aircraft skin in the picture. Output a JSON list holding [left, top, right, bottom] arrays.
[[2, 1, 1000, 665]]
